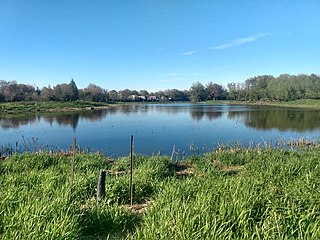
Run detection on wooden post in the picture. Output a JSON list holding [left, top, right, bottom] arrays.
[[97, 170, 106, 202], [171, 145, 176, 162], [70, 137, 76, 193], [130, 135, 134, 207]]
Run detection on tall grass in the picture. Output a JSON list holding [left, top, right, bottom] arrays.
[[130, 147, 320, 239], [1, 146, 320, 239]]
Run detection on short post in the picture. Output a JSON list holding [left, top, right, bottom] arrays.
[[70, 137, 76, 194], [97, 170, 106, 202], [171, 145, 176, 162], [130, 135, 134, 207]]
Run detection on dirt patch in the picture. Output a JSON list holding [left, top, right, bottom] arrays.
[[174, 163, 194, 176], [213, 160, 244, 175], [125, 200, 153, 215], [222, 165, 244, 173]]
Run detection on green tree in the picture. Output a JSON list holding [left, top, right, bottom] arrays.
[[69, 79, 79, 101], [206, 82, 226, 100], [190, 82, 207, 102], [80, 84, 106, 102], [108, 90, 119, 101]]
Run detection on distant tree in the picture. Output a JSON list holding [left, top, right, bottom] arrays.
[[154, 91, 165, 100], [69, 79, 79, 101], [189, 82, 207, 102], [53, 83, 74, 101], [16, 84, 35, 101], [131, 90, 139, 96], [165, 89, 188, 101], [0, 81, 5, 102], [244, 75, 273, 100], [206, 82, 226, 100], [118, 89, 133, 101], [108, 90, 118, 101], [41, 86, 55, 101], [80, 83, 106, 102], [139, 90, 149, 96]]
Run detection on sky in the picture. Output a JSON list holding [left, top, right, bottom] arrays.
[[1, 0, 320, 92]]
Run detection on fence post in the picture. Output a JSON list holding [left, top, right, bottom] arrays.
[[171, 145, 176, 162], [70, 137, 76, 194], [97, 170, 106, 202], [130, 135, 134, 207]]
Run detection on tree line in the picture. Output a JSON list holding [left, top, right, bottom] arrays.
[[0, 79, 226, 103], [227, 74, 320, 101], [0, 73, 319, 103]]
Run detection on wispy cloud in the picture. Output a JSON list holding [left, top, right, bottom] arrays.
[[165, 73, 185, 77], [165, 71, 202, 78], [181, 50, 196, 56], [210, 33, 270, 50]]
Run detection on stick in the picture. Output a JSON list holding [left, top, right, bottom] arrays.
[[130, 135, 134, 207]]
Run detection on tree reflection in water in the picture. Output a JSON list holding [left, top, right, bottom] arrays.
[[0, 105, 320, 133], [227, 106, 320, 132]]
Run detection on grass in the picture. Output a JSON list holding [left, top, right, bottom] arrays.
[[269, 99, 320, 108], [1, 145, 320, 239], [0, 101, 112, 115], [207, 99, 320, 109], [1, 99, 320, 116]]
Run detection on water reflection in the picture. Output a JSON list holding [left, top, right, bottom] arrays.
[[227, 106, 320, 132], [0, 104, 320, 132], [1, 111, 98, 130], [0, 116, 39, 129]]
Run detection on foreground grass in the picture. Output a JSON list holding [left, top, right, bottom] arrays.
[[1, 146, 320, 239], [0, 101, 111, 115]]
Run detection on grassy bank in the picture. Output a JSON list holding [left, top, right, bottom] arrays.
[[1, 146, 320, 239], [207, 99, 320, 109], [1, 99, 320, 116], [267, 99, 320, 108], [0, 101, 112, 115]]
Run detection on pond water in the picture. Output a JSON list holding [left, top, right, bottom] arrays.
[[1, 104, 320, 157]]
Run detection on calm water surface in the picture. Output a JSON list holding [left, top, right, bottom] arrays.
[[1, 104, 320, 157]]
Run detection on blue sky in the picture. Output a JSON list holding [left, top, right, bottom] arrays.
[[1, 0, 320, 92]]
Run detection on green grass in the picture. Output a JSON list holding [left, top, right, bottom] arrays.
[[1, 146, 320, 239], [207, 99, 320, 109], [1, 99, 320, 116], [0, 101, 111, 115], [269, 99, 320, 108]]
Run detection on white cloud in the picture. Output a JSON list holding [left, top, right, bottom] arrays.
[[181, 50, 196, 56], [165, 73, 185, 77], [210, 33, 270, 50]]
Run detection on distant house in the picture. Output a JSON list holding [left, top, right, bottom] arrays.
[[128, 95, 138, 100], [139, 95, 146, 100], [147, 96, 157, 101], [160, 96, 168, 101]]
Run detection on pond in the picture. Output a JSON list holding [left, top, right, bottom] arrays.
[[1, 104, 320, 157]]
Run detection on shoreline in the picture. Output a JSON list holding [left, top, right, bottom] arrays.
[[1, 99, 320, 116]]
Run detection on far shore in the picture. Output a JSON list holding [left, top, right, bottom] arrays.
[[1, 99, 320, 116]]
